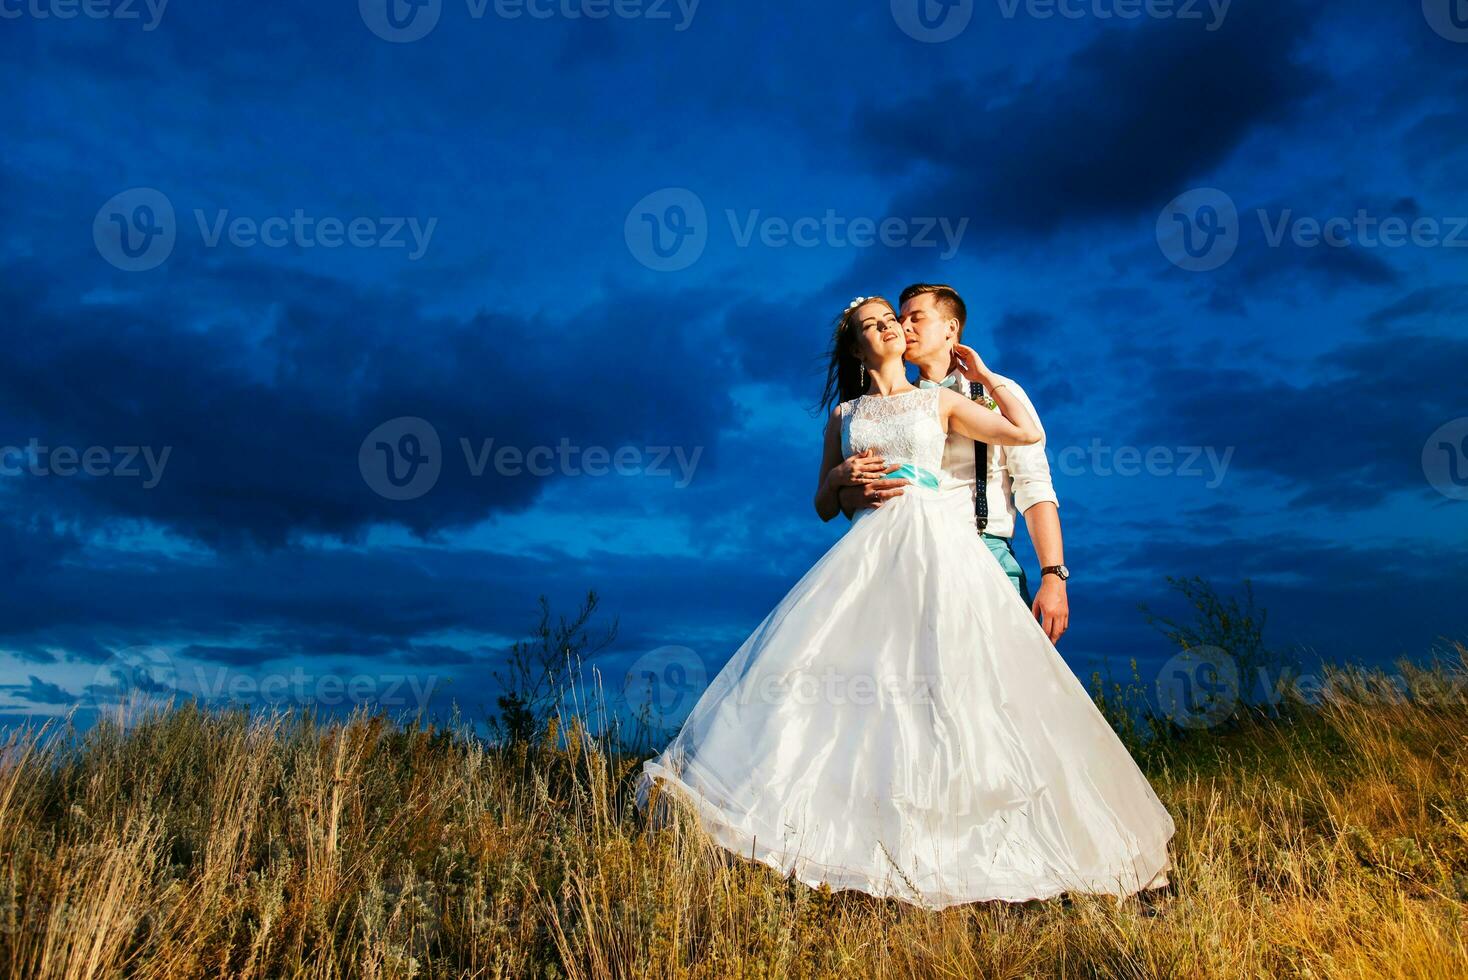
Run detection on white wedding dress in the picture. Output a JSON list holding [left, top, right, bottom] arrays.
[[636, 386, 1174, 909]]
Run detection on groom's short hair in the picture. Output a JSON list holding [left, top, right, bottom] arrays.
[[900, 283, 967, 339]]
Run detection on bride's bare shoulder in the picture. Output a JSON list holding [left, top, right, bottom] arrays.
[[933, 386, 966, 411]]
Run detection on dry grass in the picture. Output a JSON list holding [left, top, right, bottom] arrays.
[[1, 648, 1465, 979]]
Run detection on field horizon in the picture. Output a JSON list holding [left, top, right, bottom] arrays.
[[1, 641, 1465, 978]]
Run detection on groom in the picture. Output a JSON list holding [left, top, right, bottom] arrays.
[[834, 283, 1071, 644]]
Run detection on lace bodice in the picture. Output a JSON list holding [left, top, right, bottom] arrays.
[[840, 387, 947, 475]]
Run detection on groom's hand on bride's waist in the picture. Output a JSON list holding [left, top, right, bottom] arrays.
[[828, 450, 908, 519], [829, 449, 899, 488], [836, 478, 909, 518]]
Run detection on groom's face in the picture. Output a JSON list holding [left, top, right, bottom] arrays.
[[900, 294, 958, 362]]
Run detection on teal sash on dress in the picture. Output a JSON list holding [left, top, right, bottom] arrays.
[[888, 463, 941, 490]]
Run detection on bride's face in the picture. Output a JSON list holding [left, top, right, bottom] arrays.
[[852, 302, 903, 364]]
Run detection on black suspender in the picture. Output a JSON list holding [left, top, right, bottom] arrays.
[[969, 381, 989, 534]]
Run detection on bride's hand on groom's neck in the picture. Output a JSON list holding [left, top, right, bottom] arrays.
[[950, 343, 994, 384]]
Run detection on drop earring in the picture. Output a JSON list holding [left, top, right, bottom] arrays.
[[859, 363, 867, 388]]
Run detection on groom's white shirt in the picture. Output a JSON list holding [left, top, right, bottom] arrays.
[[934, 371, 1058, 539]]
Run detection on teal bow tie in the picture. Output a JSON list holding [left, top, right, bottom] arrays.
[[918, 374, 961, 390]]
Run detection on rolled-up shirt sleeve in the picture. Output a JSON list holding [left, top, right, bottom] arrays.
[[1003, 381, 1060, 515]]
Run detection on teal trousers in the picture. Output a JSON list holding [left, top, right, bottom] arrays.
[[982, 533, 1032, 606]]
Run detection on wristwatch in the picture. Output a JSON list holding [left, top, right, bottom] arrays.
[[1041, 565, 1070, 581]]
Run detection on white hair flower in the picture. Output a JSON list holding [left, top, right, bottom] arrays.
[[845, 296, 868, 312]]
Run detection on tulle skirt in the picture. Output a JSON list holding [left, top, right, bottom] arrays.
[[636, 481, 1175, 909]]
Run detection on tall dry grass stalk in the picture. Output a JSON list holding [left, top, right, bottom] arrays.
[[0, 647, 1465, 978]]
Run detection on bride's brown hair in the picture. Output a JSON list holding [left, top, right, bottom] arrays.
[[819, 296, 894, 413]]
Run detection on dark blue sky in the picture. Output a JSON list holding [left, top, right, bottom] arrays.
[[2, 0, 1466, 730]]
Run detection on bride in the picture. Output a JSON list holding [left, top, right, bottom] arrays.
[[635, 296, 1175, 909]]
